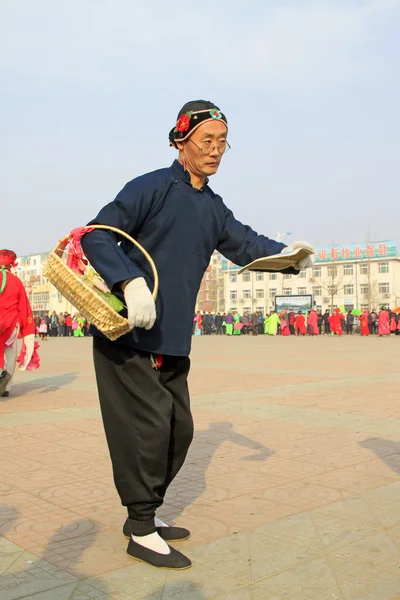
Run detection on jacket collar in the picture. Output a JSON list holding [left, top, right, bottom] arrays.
[[171, 159, 209, 189]]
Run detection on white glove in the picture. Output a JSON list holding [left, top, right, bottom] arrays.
[[283, 240, 315, 270], [124, 277, 156, 330], [20, 334, 35, 371]]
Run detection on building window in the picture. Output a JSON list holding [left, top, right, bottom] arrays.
[[343, 284, 354, 295], [360, 284, 369, 295], [297, 287, 307, 295], [256, 289, 264, 299], [229, 273, 237, 283], [205, 272, 210, 280], [328, 285, 337, 295], [379, 282, 390, 294], [269, 289, 276, 299], [378, 262, 389, 274], [360, 264, 368, 275], [256, 306, 264, 312], [32, 292, 49, 305], [327, 265, 338, 278], [205, 292, 210, 300], [33, 259, 36, 266], [243, 307, 251, 313], [313, 286, 322, 296], [312, 266, 321, 277], [57, 292, 63, 303], [298, 270, 307, 278], [283, 288, 292, 295], [343, 264, 354, 276], [243, 289, 251, 299], [283, 274, 292, 279], [361, 303, 369, 310], [230, 290, 237, 301], [242, 272, 251, 282], [256, 272, 264, 281], [269, 273, 277, 280]]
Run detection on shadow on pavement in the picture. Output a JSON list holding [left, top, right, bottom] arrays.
[[172, 421, 274, 515], [0, 506, 111, 598], [359, 437, 400, 475], [7, 372, 79, 397], [144, 582, 208, 599]]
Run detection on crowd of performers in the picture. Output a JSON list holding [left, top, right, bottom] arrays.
[[32, 311, 90, 339], [193, 307, 400, 337]]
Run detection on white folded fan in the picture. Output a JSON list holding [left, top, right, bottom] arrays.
[[238, 244, 315, 274]]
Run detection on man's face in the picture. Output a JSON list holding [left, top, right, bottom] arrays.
[[179, 120, 228, 178]]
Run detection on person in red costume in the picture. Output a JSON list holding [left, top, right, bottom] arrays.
[[378, 308, 390, 336], [295, 311, 307, 336], [328, 307, 345, 336], [360, 310, 370, 336], [0, 250, 36, 397], [307, 309, 319, 336]]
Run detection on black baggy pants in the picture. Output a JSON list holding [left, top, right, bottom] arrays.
[[93, 337, 194, 536]]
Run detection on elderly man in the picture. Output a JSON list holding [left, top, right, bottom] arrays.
[[81, 99, 314, 569]]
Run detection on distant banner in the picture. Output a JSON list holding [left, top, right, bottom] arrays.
[[275, 295, 313, 313], [221, 257, 240, 271], [220, 240, 397, 270], [314, 240, 397, 263]]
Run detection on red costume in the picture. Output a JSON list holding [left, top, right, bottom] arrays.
[[0, 250, 37, 396], [295, 313, 307, 335], [280, 313, 291, 336], [360, 311, 370, 336], [390, 316, 397, 333], [328, 308, 345, 336], [378, 310, 390, 336], [307, 310, 319, 336]]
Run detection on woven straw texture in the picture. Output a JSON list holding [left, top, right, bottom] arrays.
[[43, 226, 158, 341]]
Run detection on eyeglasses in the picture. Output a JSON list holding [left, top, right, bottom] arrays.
[[188, 138, 231, 155]]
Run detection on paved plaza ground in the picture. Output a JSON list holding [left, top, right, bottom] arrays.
[[0, 333, 400, 599]]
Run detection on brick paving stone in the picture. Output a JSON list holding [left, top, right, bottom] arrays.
[[1, 335, 399, 599]]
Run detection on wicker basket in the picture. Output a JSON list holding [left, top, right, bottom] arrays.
[[43, 225, 158, 341]]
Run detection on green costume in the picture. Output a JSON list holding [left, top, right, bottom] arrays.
[[233, 313, 241, 335], [73, 317, 85, 337], [264, 313, 280, 335]]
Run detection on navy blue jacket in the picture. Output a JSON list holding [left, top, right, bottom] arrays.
[[81, 160, 296, 356]]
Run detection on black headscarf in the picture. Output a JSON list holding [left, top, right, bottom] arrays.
[[169, 100, 228, 148]]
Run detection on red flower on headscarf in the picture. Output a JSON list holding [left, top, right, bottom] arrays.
[[175, 114, 190, 133]]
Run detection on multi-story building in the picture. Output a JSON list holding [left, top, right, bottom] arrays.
[[17, 252, 76, 316], [222, 240, 400, 314], [196, 252, 225, 313], [16, 239, 399, 318]]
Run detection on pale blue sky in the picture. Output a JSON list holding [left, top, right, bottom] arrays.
[[2, 0, 399, 255]]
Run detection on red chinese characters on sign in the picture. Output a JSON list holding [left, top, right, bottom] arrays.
[[365, 244, 375, 257], [318, 250, 327, 260], [378, 243, 388, 256], [330, 248, 338, 260], [341, 248, 350, 259], [353, 246, 363, 258]]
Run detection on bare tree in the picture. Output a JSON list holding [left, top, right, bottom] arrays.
[[313, 261, 346, 311]]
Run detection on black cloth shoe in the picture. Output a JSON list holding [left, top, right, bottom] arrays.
[[1, 390, 10, 397], [0, 371, 11, 397], [123, 518, 190, 541], [126, 537, 191, 569]]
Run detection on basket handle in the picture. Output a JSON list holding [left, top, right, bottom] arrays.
[[54, 225, 158, 301]]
